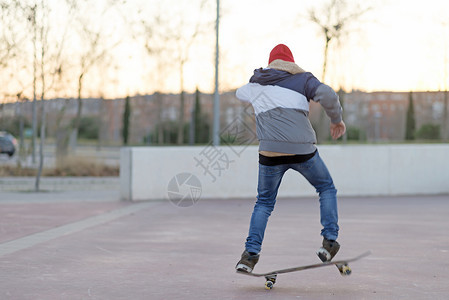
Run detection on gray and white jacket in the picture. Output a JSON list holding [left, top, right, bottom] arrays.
[[236, 60, 342, 155]]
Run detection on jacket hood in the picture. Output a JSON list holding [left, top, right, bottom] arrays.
[[268, 59, 305, 74], [249, 68, 292, 85], [250, 60, 306, 86]]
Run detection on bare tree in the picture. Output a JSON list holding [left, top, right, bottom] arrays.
[[35, 0, 122, 165], [137, 8, 173, 144], [35, 1, 49, 190], [23, 0, 50, 191], [0, 0, 36, 161], [0, 1, 22, 72], [173, 0, 208, 144], [30, 4, 39, 165], [63, 0, 123, 153], [137, 0, 212, 144], [308, 0, 370, 82], [442, 21, 448, 141], [0, 1, 28, 163], [21, 0, 72, 190], [307, 0, 370, 142]]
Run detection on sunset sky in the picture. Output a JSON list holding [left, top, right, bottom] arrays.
[[117, 0, 449, 97], [1, 0, 449, 99]]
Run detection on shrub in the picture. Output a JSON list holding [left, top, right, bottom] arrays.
[[346, 126, 366, 141], [51, 157, 118, 176], [72, 117, 100, 140], [0, 157, 118, 177], [415, 123, 440, 140]]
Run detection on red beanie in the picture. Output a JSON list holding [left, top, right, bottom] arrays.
[[268, 44, 295, 64]]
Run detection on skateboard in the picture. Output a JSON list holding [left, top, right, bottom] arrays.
[[236, 251, 371, 290]]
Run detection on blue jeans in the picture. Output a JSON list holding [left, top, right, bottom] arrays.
[[245, 151, 339, 254]]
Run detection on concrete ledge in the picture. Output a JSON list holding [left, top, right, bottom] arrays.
[[120, 144, 449, 201]]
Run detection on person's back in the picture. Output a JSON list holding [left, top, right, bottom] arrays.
[[235, 44, 346, 273]]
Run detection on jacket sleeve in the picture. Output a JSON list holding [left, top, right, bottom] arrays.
[[312, 83, 343, 124], [235, 84, 252, 102]]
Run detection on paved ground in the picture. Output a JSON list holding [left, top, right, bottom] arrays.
[[0, 188, 448, 300], [0, 177, 119, 192]]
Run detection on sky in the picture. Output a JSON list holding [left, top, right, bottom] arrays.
[[1, 0, 449, 99], [117, 0, 449, 96]]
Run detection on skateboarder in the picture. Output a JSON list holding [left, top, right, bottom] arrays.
[[235, 44, 346, 273]]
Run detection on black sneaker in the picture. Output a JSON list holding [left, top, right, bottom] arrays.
[[317, 238, 340, 262], [235, 250, 259, 273]]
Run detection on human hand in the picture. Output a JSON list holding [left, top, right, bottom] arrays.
[[330, 121, 346, 140]]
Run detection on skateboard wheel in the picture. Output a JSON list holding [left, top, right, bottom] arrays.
[[264, 275, 276, 290], [340, 265, 352, 276], [265, 281, 274, 290]]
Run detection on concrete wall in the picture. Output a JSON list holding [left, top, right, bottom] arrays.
[[120, 144, 449, 201]]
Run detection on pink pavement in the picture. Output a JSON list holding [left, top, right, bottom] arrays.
[[0, 190, 448, 300]]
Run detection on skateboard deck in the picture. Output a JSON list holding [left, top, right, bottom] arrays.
[[236, 251, 371, 289]]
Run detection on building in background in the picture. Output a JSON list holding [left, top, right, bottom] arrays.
[[0, 90, 447, 145]]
